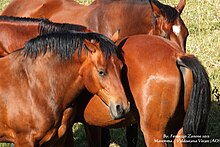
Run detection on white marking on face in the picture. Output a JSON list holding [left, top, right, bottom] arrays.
[[172, 25, 181, 35]]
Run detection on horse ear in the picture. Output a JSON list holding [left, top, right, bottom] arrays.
[[176, 0, 186, 14], [111, 29, 120, 43], [84, 39, 97, 53], [149, 1, 161, 17]]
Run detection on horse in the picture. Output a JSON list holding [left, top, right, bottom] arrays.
[[0, 31, 130, 146], [0, 16, 91, 57], [69, 34, 211, 147], [1, 0, 188, 51], [1, 1, 191, 145]]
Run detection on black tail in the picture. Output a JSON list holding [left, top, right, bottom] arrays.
[[177, 55, 211, 145]]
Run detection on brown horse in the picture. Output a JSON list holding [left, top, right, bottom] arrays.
[[72, 34, 211, 147], [0, 16, 91, 57], [0, 0, 80, 16], [1, 0, 188, 51], [0, 32, 130, 146]]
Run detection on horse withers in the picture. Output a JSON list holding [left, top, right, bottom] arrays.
[[0, 32, 130, 146]]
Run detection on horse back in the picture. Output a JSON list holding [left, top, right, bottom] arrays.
[[1, 0, 80, 17], [86, 2, 154, 38], [1, 0, 43, 16]]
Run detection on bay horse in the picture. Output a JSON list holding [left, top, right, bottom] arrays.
[[0, 16, 91, 57], [1, 0, 188, 51], [0, 32, 130, 146], [71, 34, 211, 147]]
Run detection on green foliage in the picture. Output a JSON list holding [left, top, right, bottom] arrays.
[[0, 144, 11, 147], [0, 0, 219, 146], [0, 0, 10, 12], [77, 0, 94, 4], [207, 102, 220, 145]]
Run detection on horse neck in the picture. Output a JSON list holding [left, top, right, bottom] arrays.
[[23, 53, 85, 109], [0, 21, 40, 54]]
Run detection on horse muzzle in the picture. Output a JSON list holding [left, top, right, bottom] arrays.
[[109, 101, 130, 120]]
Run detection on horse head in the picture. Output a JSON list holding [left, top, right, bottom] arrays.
[[78, 35, 130, 119], [150, 0, 188, 51]]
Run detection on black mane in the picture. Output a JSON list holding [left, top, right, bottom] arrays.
[[39, 19, 88, 35], [23, 32, 119, 61], [0, 16, 88, 34], [0, 15, 46, 22], [152, 0, 178, 22]]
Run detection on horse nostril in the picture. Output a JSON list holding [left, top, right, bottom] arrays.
[[109, 102, 130, 119], [116, 104, 124, 115]]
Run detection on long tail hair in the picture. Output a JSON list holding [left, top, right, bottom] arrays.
[[177, 55, 211, 146]]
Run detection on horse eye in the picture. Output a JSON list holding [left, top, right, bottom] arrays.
[[98, 69, 106, 77]]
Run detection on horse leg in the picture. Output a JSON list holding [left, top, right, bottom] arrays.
[[136, 76, 181, 147], [141, 126, 164, 147], [14, 142, 34, 147], [84, 124, 102, 147], [63, 128, 74, 147], [101, 128, 111, 147], [137, 96, 168, 147], [126, 123, 138, 147], [55, 107, 75, 147], [139, 95, 179, 147], [54, 128, 74, 147], [14, 136, 36, 147]]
